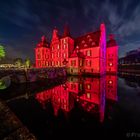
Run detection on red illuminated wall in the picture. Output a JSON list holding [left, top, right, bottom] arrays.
[[35, 24, 118, 74], [35, 75, 117, 122], [106, 35, 118, 73]]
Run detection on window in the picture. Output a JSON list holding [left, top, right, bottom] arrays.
[[92, 42, 95, 46], [52, 46, 54, 50], [71, 60, 76, 66], [37, 54, 40, 59], [58, 61, 60, 66], [89, 38, 92, 42], [79, 60, 83, 66], [86, 60, 91, 66], [52, 53, 54, 58], [71, 84, 76, 90], [87, 93, 91, 99], [84, 44, 87, 47], [64, 44, 66, 49], [87, 84, 91, 89], [57, 45, 60, 49], [79, 84, 82, 90], [109, 63, 113, 66], [87, 50, 91, 56], [82, 40, 85, 44], [64, 53, 66, 58], [64, 39, 66, 43]]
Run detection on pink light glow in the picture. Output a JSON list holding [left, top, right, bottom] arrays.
[[35, 24, 118, 75]]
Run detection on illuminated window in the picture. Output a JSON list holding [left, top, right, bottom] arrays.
[[52, 61, 54, 66], [108, 80, 113, 84], [52, 53, 54, 58], [64, 44, 66, 49], [64, 53, 66, 58], [71, 60, 76, 66], [109, 63, 113, 66], [87, 35, 91, 38], [79, 60, 83, 66], [57, 45, 60, 49], [92, 42, 95, 46], [84, 44, 87, 47], [52, 46, 54, 50], [89, 38, 92, 42], [58, 61, 60, 66], [79, 84, 82, 90], [64, 39, 66, 43], [87, 84, 91, 89], [37, 54, 40, 59], [82, 40, 85, 44], [87, 93, 91, 99], [87, 50, 91, 56], [71, 84, 76, 90]]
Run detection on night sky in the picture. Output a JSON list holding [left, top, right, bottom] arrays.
[[0, 0, 140, 62]]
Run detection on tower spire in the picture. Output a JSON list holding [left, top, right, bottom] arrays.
[[63, 23, 70, 37]]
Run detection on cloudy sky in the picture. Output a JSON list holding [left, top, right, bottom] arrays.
[[0, 0, 140, 61]]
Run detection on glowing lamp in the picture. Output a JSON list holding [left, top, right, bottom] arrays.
[[108, 80, 113, 84]]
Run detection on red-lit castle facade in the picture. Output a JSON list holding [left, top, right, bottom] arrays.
[[35, 23, 118, 75]]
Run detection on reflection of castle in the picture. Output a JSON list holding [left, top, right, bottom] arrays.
[[35, 75, 117, 122], [35, 24, 118, 75]]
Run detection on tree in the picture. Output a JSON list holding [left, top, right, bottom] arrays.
[[25, 58, 31, 68], [14, 58, 23, 67], [0, 45, 5, 60]]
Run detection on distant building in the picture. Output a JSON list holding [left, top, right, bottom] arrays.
[[35, 23, 118, 75], [119, 48, 140, 74]]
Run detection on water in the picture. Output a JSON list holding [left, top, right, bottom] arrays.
[[0, 75, 140, 139]]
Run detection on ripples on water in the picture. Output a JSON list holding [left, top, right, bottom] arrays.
[[0, 75, 140, 139]]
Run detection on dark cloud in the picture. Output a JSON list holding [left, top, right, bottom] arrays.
[[0, 0, 140, 61]]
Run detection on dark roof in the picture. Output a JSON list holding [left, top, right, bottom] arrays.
[[107, 39, 117, 47], [36, 36, 49, 48], [70, 50, 85, 58], [63, 24, 71, 37], [74, 31, 101, 49]]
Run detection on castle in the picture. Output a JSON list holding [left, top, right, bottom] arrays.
[[35, 23, 118, 75]]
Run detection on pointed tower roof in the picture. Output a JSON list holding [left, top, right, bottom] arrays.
[[37, 35, 49, 48], [51, 27, 59, 41], [63, 24, 71, 37]]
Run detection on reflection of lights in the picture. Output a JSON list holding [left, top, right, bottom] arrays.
[[109, 63, 113, 66]]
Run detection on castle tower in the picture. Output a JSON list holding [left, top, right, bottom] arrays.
[[99, 23, 106, 75], [106, 34, 118, 74], [60, 24, 74, 67], [50, 28, 60, 67], [35, 36, 50, 68]]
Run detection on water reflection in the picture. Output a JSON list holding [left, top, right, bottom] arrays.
[[35, 75, 117, 123]]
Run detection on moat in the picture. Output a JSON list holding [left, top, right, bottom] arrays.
[[0, 75, 140, 139]]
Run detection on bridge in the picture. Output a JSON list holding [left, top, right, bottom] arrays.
[[0, 67, 67, 84]]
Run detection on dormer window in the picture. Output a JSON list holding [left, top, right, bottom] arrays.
[[92, 42, 95, 46], [84, 44, 87, 47], [82, 40, 85, 44], [89, 38, 92, 42], [87, 35, 91, 38]]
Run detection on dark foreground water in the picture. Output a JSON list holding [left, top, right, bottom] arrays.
[[0, 75, 140, 139]]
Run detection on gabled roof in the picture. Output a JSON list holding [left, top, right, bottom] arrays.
[[70, 50, 85, 58], [36, 36, 49, 48], [74, 30, 101, 49], [107, 34, 117, 47]]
